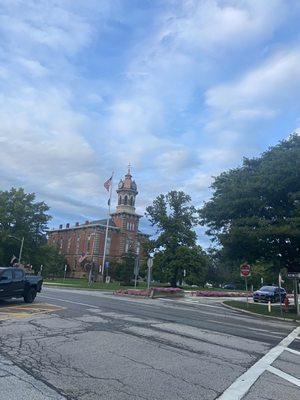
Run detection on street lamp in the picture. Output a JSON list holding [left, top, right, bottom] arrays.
[[8, 235, 24, 264]]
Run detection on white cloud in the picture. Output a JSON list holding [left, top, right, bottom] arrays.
[[0, 0, 299, 244], [163, 0, 289, 57], [206, 48, 300, 116]]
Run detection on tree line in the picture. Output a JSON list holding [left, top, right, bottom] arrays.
[[144, 133, 300, 287], [0, 188, 65, 277], [1, 134, 299, 285]]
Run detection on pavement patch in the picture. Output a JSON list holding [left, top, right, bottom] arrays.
[[0, 303, 64, 321]]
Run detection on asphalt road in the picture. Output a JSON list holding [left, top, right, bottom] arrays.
[[0, 287, 299, 400]]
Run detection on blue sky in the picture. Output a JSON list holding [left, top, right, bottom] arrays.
[[0, 0, 300, 246]]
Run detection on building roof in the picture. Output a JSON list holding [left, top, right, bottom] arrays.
[[48, 218, 119, 233]]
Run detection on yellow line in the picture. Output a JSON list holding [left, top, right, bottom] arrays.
[[0, 304, 65, 321]]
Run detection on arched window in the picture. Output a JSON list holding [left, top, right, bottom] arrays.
[[118, 196, 121, 205], [124, 195, 128, 205]]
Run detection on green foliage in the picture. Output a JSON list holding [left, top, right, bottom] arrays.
[[200, 134, 300, 274], [35, 244, 67, 278], [152, 246, 209, 286], [0, 187, 51, 267], [115, 249, 136, 285], [146, 190, 208, 286]]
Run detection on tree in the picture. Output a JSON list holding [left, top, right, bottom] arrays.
[[35, 244, 66, 278], [115, 249, 136, 285], [146, 190, 208, 286], [200, 134, 300, 274], [0, 187, 51, 267]]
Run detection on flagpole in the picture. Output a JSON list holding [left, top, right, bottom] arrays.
[[102, 172, 114, 280]]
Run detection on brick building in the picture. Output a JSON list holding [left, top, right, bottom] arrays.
[[47, 168, 148, 277]]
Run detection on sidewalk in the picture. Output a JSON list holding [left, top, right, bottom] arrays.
[[0, 354, 66, 400]]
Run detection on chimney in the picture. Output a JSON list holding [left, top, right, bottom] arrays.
[[85, 220, 89, 225], [59, 224, 63, 229], [75, 222, 79, 227], [66, 223, 70, 229]]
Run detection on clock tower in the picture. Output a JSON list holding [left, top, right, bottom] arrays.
[[111, 166, 142, 254]]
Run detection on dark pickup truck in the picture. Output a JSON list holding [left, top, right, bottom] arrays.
[[0, 267, 43, 303]]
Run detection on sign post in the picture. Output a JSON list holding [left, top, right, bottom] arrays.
[[240, 264, 251, 307], [147, 257, 153, 290], [134, 258, 140, 288], [287, 269, 300, 317], [63, 264, 67, 281]]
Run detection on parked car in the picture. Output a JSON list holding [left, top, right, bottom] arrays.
[[253, 286, 286, 303], [0, 267, 43, 303], [222, 283, 236, 290]]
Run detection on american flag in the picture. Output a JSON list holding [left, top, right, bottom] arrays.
[[104, 176, 112, 192], [10, 255, 17, 265], [78, 253, 88, 263]]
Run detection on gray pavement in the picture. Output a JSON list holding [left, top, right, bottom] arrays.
[[0, 287, 299, 400]]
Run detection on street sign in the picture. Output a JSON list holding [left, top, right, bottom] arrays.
[[240, 263, 251, 277], [147, 258, 153, 289], [147, 258, 153, 268], [287, 272, 300, 279]]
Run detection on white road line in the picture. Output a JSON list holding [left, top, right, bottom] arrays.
[[40, 295, 100, 309], [207, 319, 284, 337], [216, 326, 300, 400], [285, 347, 300, 356], [158, 298, 225, 309], [267, 365, 300, 387]]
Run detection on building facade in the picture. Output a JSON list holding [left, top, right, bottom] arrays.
[[47, 168, 148, 277]]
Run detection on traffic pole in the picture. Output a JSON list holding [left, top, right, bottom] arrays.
[[245, 277, 248, 308]]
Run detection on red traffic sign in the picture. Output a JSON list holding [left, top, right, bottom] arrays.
[[240, 263, 251, 277]]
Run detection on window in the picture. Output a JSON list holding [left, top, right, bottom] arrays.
[[124, 195, 128, 205], [86, 235, 91, 253], [76, 236, 80, 253], [136, 241, 140, 254], [125, 239, 130, 253], [67, 237, 71, 253]]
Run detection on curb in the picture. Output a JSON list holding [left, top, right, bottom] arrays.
[[113, 293, 150, 299], [222, 302, 300, 324], [43, 283, 113, 292]]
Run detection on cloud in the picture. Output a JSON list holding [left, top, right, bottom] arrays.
[[172, 0, 288, 52], [206, 48, 300, 117], [0, 0, 300, 250]]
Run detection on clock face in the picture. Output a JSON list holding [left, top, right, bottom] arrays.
[[118, 180, 123, 189]]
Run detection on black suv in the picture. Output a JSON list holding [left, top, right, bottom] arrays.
[[253, 286, 286, 303]]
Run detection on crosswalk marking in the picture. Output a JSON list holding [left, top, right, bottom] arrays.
[[267, 365, 300, 387], [216, 326, 300, 400]]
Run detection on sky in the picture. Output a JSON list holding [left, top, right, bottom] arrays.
[[0, 0, 300, 246]]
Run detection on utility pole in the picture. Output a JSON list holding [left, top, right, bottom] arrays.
[[19, 237, 24, 264], [102, 172, 114, 282]]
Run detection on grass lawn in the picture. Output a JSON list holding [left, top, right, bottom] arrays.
[[44, 278, 142, 291], [44, 278, 250, 293], [224, 300, 300, 321]]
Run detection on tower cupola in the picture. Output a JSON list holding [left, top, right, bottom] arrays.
[[116, 165, 138, 214]]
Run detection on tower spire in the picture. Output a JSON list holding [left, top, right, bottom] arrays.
[[127, 162, 131, 176]]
